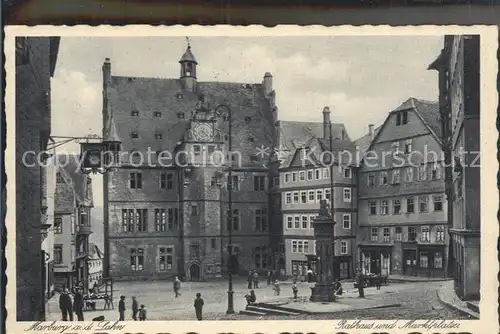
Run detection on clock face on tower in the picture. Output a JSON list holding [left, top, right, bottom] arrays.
[[193, 123, 213, 141]]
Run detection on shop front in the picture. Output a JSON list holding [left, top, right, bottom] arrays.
[[359, 245, 393, 276]]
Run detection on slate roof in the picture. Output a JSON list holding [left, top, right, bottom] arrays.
[[106, 76, 275, 167], [179, 46, 197, 64], [354, 125, 382, 158], [54, 165, 75, 214], [55, 154, 94, 208], [392, 98, 441, 141], [89, 242, 103, 259]]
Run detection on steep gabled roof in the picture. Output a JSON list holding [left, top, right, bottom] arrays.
[[55, 154, 94, 208], [54, 164, 75, 214]]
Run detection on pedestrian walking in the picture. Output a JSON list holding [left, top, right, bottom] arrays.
[[356, 271, 365, 298], [244, 290, 256, 305], [118, 296, 126, 321], [270, 270, 275, 283], [376, 276, 382, 290], [194, 293, 204, 320], [273, 280, 281, 296], [306, 268, 313, 282], [292, 282, 298, 300], [173, 276, 182, 298], [253, 271, 259, 289], [59, 288, 73, 321], [247, 271, 253, 289], [138, 304, 147, 321], [131, 296, 139, 320], [73, 288, 84, 321]]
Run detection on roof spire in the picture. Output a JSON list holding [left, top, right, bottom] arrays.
[[186, 36, 191, 48]]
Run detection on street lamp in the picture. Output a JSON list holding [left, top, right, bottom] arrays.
[[214, 103, 235, 315]]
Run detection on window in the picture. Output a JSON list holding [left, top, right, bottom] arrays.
[[292, 240, 309, 254], [299, 171, 305, 181], [229, 175, 239, 191], [371, 228, 378, 241], [56, 172, 65, 184], [368, 173, 375, 187], [129, 172, 142, 189], [392, 169, 400, 184], [191, 205, 198, 216], [340, 241, 348, 254], [381, 200, 388, 215], [395, 227, 402, 241], [307, 170, 314, 180], [131, 131, 139, 139], [155, 133, 163, 140], [284, 173, 290, 183], [154, 111, 162, 117], [255, 209, 268, 232], [383, 227, 391, 242], [211, 239, 217, 249], [404, 139, 412, 154], [160, 173, 166, 189], [369, 200, 377, 215], [155, 209, 166, 232], [254, 246, 269, 269], [300, 191, 307, 204], [393, 199, 401, 214], [291, 261, 308, 276], [325, 189, 331, 201], [54, 245, 62, 264], [396, 111, 408, 125], [254, 175, 265, 191], [308, 190, 315, 202], [273, 176, 279, 187], [419, 252, 428, 268], [380, 171, 388, 185], [421, 226, 430, 242], [292, 172, 298, 182], [344, 168, 352, 178], [315, 169, 321, 180], [436, 226, 445, 242], [158, 246, 173, 271], [434, 252, 443, 268], [287, 216, 293, 229], [131, 110, 139, 116], [418, 164, 427, 181], [130, 248, 144, 271], [226, 209, 239, 231], [285, 192, 292, 204], [405, 167, 414, 182], [136, 209, 148, 232], [431, 164, 441, 180], [433, 195, 443, 211], [302, 216, 308, 229], [419, 196, 428, 213], [54, 216, 62, 234], [342, 214, 351, 229], [309, 215, 315, 229], [314, 190, 322, 202], [408, 227, 417, 241], [193, 145, 201, 156], [166, 173, 173, 189], [122, 209, 134, 232], [294, 216, 300, 229], [406, 197, 415, 213], [323, 168, 330, 179], [391, 141, 400, 154], [343, 188, 351, 202], [292, 240, 298, 253], [293, 192, 299, 204]]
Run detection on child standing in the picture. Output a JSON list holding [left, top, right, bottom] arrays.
[[292, 282, 298, 300], [194, 293, 204, 320], [138, 304, 147, 321]]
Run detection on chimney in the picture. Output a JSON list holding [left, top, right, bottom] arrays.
[[263, 72, 273, 96], [103, 58, 111, 88], [368, 124, 374, 138], [323, 106, 331, 139]]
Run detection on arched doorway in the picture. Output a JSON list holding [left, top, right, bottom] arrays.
[[189, 263, 200, 281]]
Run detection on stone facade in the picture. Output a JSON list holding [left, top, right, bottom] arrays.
[[103, 46, 277, 281], [429, 35, 480, 300], [357, 98, 449, 278], [15, 37, 59, 321]]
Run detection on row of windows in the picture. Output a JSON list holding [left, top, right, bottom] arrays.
[[285, 188, 352, 204], [366, 164, 442, 187], [284, 168, 352, 184], [369, 225, 445, 242], [368, 195, 443, 215], [290, 240, 348, 255], [285, 213, 351, 230]]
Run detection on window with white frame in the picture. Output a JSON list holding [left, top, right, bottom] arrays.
[[158, 246, 174, 271], [340, 241, 348, 254], [292, 172, 298, 182], [419, 196, 429, 212], [344, 168, 352, 178], [300, 191, 307, 204], [369, 200, 377, 215], [433, 195, 443, 211], [383, 227, 390, 242], [299, 171, 305, 181], [391, 141, 400, 154], [291, 240, 310, 254], [301, 215, 308, 229], [315, 169, 321, 180], [395, 226, 402, 241], [323, 168, 330, 179], [431, 164, 441, 180], [392, 169, 401, 184], [436, 225, 445, 242], [381, 200, 389, 215], [284, 173, 290, 183], [343, 188, 352, 202], [308, 190, 315, 202], [293, 192, 299, 204], [418, 164, 427, 181], [368, 173, 375, 187], [379, 171, 387, 185], [421, 226, 430, 242], [342, 214, 351, 229], [371, 227, 378, 241], [404, 139, 413, 154], [316, 190, 323, 202], [307, 170, 314, 180], [309, 215, 315, 229], [406, 197, 415, 213], [294, 216, 300, 229], [325, 189, 331, 201], [393, 199, 401, 214], [405, 167, 414, 182], [286, 216, 293, 229], [420, 252, 429, 268], [285, 192, 292, 204], [130, 248, 144, 271]]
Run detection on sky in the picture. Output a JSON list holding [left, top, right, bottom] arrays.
[[51, 35, 444, 212]]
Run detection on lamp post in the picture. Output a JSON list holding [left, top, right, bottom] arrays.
[[214, 103, 235, 315]]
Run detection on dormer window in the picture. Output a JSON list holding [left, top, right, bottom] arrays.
[[131, 132, 139, 139], [131, 110, 139, 116], [155, 133, 163, 140], [154, 111, 162, 117], [396, 111, 408, 126]]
